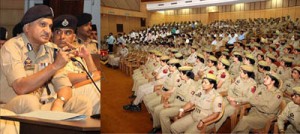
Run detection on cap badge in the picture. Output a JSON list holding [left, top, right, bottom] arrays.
[[62, 19, 69, 27]]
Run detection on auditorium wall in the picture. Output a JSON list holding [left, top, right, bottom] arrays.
[[0, 0, 24, 38], [148, 0, 300, 26]]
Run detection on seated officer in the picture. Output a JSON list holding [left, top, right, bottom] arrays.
[[52, 14, 100, 115], [277, 86, 300, 133], [76, 13, 98, 54], [170, 73, 223, 133], [232, 72, 283, 133], [0, 5, 92, 115]]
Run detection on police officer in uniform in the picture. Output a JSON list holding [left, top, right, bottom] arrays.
[[76, 13, 98, 54], [0, 5, 92, 115], [159, 66, 197, 133], [232, 72, 283, 133], [145, 59, 182, 134], [277, 86, 300, 134], [170, 73, 223, 133], [215, 65, 257, 131], [52, 14, 100, 115]]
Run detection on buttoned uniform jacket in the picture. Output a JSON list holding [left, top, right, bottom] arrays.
[[77, 38, 98, 54], [227, 76, 257, 103], [278, 101, 300, 133], [0, 33, 71, 104]]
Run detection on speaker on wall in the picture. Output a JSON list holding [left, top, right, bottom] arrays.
[[117, 24, 123, 33], [141, 18, 146, 27]]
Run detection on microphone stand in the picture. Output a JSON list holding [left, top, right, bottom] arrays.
[[71, 57, 101, 119]]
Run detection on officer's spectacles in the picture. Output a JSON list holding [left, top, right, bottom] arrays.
[[54, 29, 74, 36]]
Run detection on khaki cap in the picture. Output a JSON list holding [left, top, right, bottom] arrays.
[[292, 87, 300, 94], [220, 58, 230, 66], [258, 60, 269, 67], [168, 58, 180, 64], [191, 45, 198, 49], [209, 56, 218, 62], [161, 56, 170, 60], [155, 52, 162, 57], [197, 53, 204, 59], [223, 49, 229, 52], [175, 52, 183, 58], [282, 56, 293, 63], [241, 65, 254, 72], [293, 66, 300, 72], [295, 46, 300, 51], [266, 53, 276, 60], [270, 44, 276, 48], [204, 48, 212, 52], [204, 73, 217, 81], [179, 66, 193, 71], [253, 42, 260, 47], [171, 48, 178, 53], [245, 54, 255, 60], [222, 51, 229, 56], [233, 52, 241, 56]]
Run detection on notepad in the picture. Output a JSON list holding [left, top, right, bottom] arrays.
[[19, 111, 86, 121]]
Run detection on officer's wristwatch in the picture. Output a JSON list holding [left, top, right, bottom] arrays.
[[279, 129, 285, 133], [179, 108, 184, 112]]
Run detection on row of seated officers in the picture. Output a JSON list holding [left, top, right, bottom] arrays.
[[121, 44, 300, 133]]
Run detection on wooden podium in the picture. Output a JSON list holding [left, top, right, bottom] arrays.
[[0, 116, 100, 134]]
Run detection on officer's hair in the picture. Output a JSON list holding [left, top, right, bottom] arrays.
[[259, 65, 271, 71], [196, 56, 205, 63], [173, 63, 181, 69], [268, 74, 280, 88], [210, 60, 217, 66], [284, 61, 292, 67], [235, 55, 243, 62], [268, 57, 276, 63], [162, 59, 169, 63], [185, 71, 195, 80], [242, 70, 255, 79], [205, 78, 217, 89], [215, 52, 222, 59], [271, 47, 276, 51], [246, 58, 255, 65]]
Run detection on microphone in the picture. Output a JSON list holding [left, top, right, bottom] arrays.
[[71, 57, 101, 119]]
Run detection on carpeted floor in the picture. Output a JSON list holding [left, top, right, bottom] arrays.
[[100, 63, 232, 133]]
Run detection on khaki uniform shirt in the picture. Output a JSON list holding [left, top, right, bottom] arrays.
[[249, 85, 282, 116], [190, 89, 223, 122], [282, 79, 300, 94], [228, 76, 257, 103], [163, 70, 181, 90], [217, 69, 231, 93], [229, 61, 241, 80], [186, 52, 197, 64], [277, 66, 292, 83], [278, 102, 300, 132], [77, 38, 98, 54], [255, 71, 266, 85], [0, 33, 71, 103], [169, 79, 197, 105]]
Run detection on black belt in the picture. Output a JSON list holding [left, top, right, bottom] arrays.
[[162, 87, 169, 91], [176, 96, 184, 101]]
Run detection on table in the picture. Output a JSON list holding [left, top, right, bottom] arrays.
[[0, 116, 100, 134]]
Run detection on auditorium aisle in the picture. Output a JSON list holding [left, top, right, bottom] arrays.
[[100, 63, 231, 133], [100, 64, 152, 133]]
